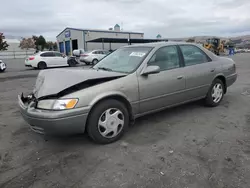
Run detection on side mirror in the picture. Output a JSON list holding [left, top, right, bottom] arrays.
[[142, 65, 160, 76]]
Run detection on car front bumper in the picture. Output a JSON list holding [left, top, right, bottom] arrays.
[[18, 94, 90, 135], [226, 73, 237, 87]]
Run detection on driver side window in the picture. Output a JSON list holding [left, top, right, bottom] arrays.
[[148, 46, 180, 71]]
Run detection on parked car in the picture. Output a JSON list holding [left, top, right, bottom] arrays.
[[25, 51, 68, 69], [19, 42, 237, 144], [0, 60, 6, 72], [80, 49, 110, 65]]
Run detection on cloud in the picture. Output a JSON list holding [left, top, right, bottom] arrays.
[[1, 0, 250, 40]]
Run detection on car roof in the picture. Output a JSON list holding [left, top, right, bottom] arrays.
[[40, 51, 60, 53], [92, 49, 108, 51]]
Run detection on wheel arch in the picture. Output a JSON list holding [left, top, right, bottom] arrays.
[[92, 58, 98, 63], [213, 74, 227, 93], [37, 61, 47, 68], [87, 93, 134, 125]]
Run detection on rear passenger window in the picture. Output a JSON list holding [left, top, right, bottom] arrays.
[[180, 45, 209, 66], [40, 52, 54, 57], [148, 46, 180, 71]]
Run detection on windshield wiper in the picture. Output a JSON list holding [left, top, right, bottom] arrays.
[[96, 67, 113, 71]]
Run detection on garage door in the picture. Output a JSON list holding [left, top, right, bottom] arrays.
[[65, 41, 71, 56], [59, 42, 64, 53]]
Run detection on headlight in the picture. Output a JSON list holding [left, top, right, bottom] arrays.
[[37, 99, 78, 110]]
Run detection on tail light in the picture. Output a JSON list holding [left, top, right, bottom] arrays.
[[29, 56, 35, 60], [81, 54, 88, 57]]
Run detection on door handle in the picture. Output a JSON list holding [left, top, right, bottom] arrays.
[[177, 76, 184, 80], [210, 68, 215, 72]]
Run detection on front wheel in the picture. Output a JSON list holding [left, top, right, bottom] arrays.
[[87, 99, 129, 144], [68, 59, 77, 67], [205, 79, 225, 107]]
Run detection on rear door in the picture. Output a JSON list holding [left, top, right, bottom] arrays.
[[54, 52, 67, 66], [91, 50, 99, 61], [40, 52, 55, 67], [179, 44, 217, 99], [99, 51, 108, 60]]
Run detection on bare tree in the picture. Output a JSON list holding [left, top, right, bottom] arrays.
[[19, 38, 36, 50]]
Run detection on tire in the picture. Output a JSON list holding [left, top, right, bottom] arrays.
[[205, 79, 225, 107], [92, 59, 98, 65], [37, 61, 47, 69], [0, 62, 6, 72], [68, 59, 77, 67], [87, 99, 129, 144]]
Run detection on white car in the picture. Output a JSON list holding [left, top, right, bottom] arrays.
[[25, 51, 68, 69], [0, 60, 6, 72], [79, 49, 110, 65]]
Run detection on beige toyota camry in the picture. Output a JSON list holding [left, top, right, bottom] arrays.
[[18, 42, 237, 144]]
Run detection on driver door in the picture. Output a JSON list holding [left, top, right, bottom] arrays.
[[137, 45, 186, 114]]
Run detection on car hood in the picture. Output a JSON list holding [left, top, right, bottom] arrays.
[[33, 68, 127, 99]]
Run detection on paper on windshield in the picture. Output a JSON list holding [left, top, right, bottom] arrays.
[[129, 52, 146, 57]]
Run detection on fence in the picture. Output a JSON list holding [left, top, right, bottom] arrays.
[[0, 50, 35, 59]]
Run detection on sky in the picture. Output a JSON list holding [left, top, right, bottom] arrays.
[[1, 0, 250, 40]]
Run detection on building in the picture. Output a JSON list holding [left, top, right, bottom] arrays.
[[56, 24, 145, 55], [156, 34, 162, 39]]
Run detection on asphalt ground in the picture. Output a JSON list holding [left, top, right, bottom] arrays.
[[0, 54, 250, 188]]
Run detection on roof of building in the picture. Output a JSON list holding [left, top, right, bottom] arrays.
[[57, 27, 144, 37], [114, 24, 120, 27], [86, 38, 168, 44]]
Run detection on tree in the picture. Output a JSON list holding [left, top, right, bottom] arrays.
[[33, 35, 46, 51], [0, 33, 9, 51], [45, 41, 57, 50], [186, 38, 195, 43], [19, 38, 36, 50]]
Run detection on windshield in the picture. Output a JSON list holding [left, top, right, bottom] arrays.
[[93, 47, 152, 73]]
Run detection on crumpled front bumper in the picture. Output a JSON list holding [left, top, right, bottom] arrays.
[[18, 94, 90, 135]]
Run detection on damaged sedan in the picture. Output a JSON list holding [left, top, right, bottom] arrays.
[[18, 42, 237, 144]]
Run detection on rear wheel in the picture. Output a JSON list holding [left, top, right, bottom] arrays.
[[205, 79, 225, 107], [87, 99, 129, 144], [92, 59, 98, 65], [37, 62, 47, 69]]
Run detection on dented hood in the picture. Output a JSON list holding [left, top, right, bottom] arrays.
[[33, 68, 126, 99]]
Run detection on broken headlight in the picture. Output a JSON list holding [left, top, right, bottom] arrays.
[[37, 99, 78, 110]]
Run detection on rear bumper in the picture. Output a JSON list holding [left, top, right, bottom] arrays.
[[79, 57, 92, 63], [18, 94, 90, 135], [226, 73, 237, 87]]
